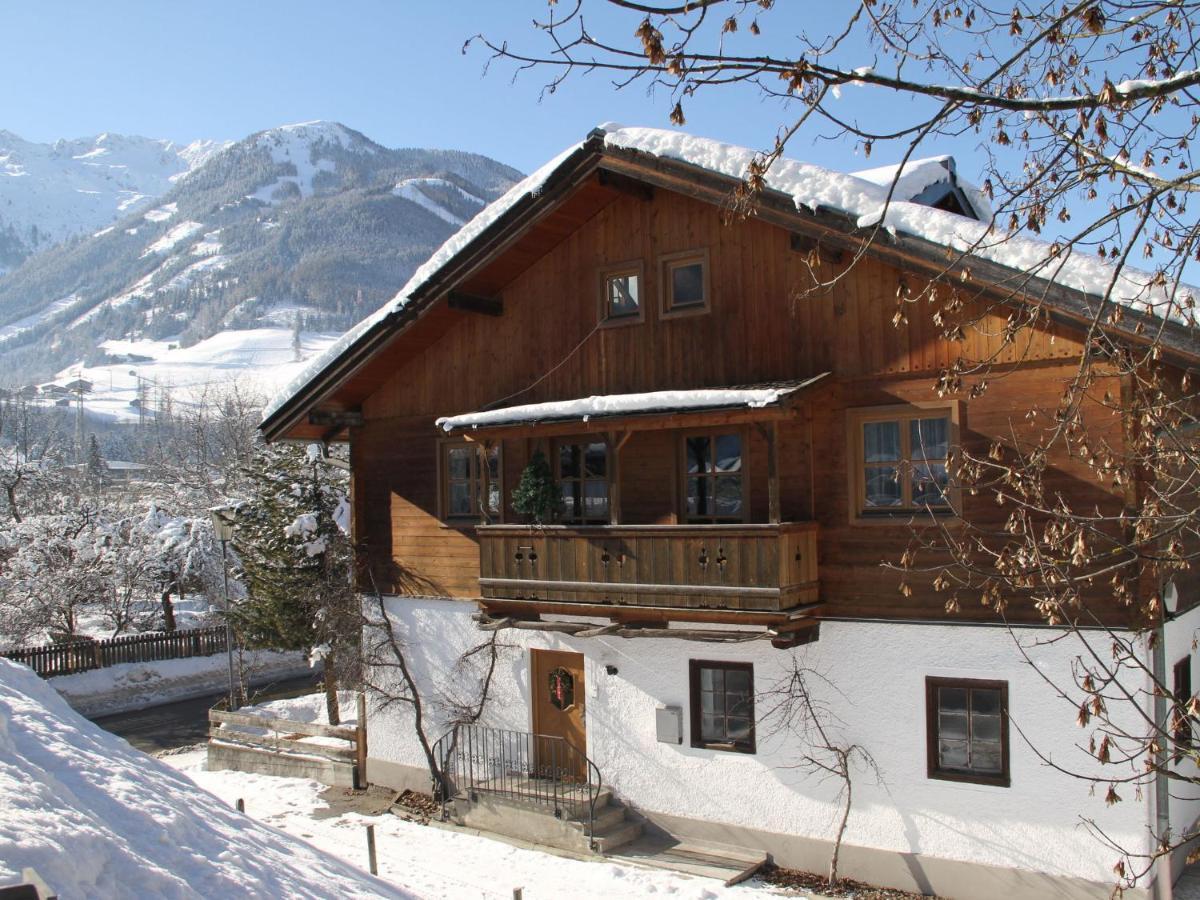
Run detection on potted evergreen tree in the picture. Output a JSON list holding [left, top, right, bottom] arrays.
[[511, 450, 558, 525]]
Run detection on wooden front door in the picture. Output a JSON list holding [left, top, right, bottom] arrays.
[[531, 649, 587, 781]]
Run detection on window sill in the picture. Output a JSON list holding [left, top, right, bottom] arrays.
[[927, 769, 1010, 788], [691, 740, 756, 755], [599, 313, 644, 329], [851, 509, 960, 528], [661, 304, 710, 320]]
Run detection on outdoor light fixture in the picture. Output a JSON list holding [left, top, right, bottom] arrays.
[[1164, 580, 1179, 618], [209, 506, 239, 710]]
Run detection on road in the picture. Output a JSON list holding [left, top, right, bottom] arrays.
[[91, 673, 321, 754]]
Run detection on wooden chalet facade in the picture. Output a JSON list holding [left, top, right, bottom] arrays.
[[263, 126, 1200, 899]]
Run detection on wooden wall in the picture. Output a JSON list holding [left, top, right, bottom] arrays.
[[351, 185, 1134, 625]]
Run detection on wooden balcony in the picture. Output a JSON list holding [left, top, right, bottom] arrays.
[[477, 522, 819, 613]]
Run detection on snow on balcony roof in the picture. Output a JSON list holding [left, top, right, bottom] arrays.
[[436, 376, 829, 434], [263, 124, 1197, 428]]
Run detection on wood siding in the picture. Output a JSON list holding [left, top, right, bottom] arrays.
[[350, 186, 1128, 625]]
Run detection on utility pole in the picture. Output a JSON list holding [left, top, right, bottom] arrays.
[[210, 507, 240, 711]]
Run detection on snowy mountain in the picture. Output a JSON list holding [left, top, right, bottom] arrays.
[[0, 130, 227, 273], [0, 121, 522, 388]]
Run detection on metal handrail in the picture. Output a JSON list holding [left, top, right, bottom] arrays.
[[432, 724, 603, 849]]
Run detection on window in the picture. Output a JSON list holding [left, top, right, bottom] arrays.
[[599, 261, 644, 324], [849, 405, 956, 517], [689, 660, 755, 753], [1175, 657, 1193, 754], [660, 249, 710, 316], [440, 441, 501, 522], [684, 432, 744, 523], [558, 440, 609, 523], [926, 677, 1009, 786]]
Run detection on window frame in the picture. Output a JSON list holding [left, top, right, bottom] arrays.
[[598, 259, 645, 327], [925, 676, 1010, 787], [1174, 656, 1193, 755], [689, 659, 756, 754], [680, 429, 750, 524], [659, 248, 711, 318], [553, 438, 611, 525], [846, 402, 961, 523], [437, 439, 502, 525]]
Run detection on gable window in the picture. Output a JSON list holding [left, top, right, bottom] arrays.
[[689, 660, 755, 753], [599, 261, 644, 324], [1175, 657, 1193, 753], [558, 440, 609, 523], [684, 432, 744, 523], [926, 677, 1009, 786], [660, 249, 710, 317], [441, 441, 501, 522], [849, 405, 956, 518]]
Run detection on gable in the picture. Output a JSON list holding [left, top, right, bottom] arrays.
[[262, 128, 1199, 443]]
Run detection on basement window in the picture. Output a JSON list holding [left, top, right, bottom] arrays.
[[926, 677, 1009, 786], [690, 660, 755, 753]]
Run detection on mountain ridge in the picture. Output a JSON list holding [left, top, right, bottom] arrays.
[[0, 129, 229, 272], [0, 120, 522, 386]]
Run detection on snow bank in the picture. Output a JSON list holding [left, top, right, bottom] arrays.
[[0, 657, 406, 899], [51, 649, 310, 717]]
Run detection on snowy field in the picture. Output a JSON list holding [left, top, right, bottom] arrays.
[[165, 747, 795, 900], [36, 326, 341, 425]]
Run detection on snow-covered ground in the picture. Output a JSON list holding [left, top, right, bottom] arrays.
[[166, 747, 793, 900], [0, 657, 404, 899], [39, 326, 341, 425], [52, 649, 310, 717]]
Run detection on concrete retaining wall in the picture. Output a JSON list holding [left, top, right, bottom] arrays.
[[207, 741, 356, 787]]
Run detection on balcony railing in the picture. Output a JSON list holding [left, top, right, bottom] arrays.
[[477, 522, 818, 613]]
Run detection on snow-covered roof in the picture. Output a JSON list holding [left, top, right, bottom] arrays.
[[263, 123, 1198, 430], [850, 155, 992, 221], [436, 377, 829, 434]]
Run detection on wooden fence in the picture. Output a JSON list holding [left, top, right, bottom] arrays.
[[0, 625, 228, 679]]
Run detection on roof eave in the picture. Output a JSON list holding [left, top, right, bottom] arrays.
[[259, 136, 608, 442]]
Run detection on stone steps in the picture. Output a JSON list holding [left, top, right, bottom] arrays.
[[608, 835, 768, 886], [451, 786, 642, 855]]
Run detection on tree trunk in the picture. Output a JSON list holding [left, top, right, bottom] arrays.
[[161, 588, 177, 632], [324, 655, 341, 726], [829, 756, 852, 887]]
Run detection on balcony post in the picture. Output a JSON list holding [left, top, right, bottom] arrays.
[[758, 422, 781, 525], [478, 440, 493, 525], [606, 431, 630, 525]]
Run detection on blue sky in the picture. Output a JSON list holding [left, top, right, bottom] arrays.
[[0, 2, 966, 177]]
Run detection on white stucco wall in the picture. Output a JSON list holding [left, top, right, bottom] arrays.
[[1165, 601, 1200, 850], [366, 596, 1151, 887]]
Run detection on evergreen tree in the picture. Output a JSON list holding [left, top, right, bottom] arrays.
[[85, 434, 104, 488], [232, 440, 357, 723], [511, 450, 558, 524]]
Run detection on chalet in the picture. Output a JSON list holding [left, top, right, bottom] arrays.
[[263, 126, 1200, 899]]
